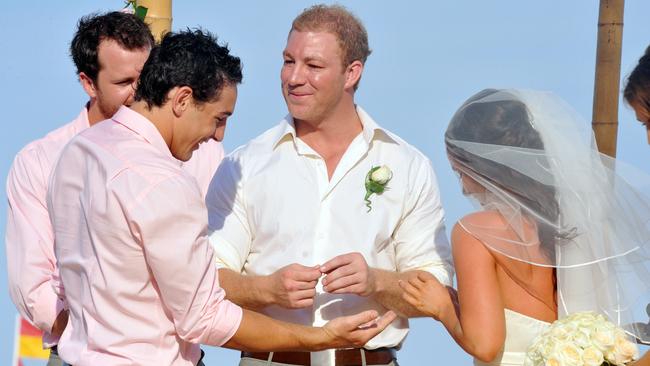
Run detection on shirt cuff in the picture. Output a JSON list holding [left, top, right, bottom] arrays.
[[32, 290, 66, 333], [40, 298, 67, 348], [214, 257, 229, 270], [204, 299, 243, 346], [209, 233, 244, 271], [418, 265, 453, 287]]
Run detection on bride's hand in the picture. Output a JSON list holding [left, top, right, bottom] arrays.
[[399, 272, 451, 320]]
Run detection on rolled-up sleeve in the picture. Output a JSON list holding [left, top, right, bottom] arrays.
[[205, 155, 252, 271], [128, 174, 243, 346], [5, 151, 65, 333], [393, 156, 454, 286]]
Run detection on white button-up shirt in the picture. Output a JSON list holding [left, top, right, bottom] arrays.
[[207, 106, 452, 365]]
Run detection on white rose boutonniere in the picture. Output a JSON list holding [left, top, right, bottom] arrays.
[[364, 165, 392, 212]]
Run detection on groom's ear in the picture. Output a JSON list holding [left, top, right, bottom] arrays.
[[170, 86, 194, 117], [344, 60, 364, 91]]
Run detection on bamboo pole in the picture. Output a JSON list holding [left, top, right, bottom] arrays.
[[136, 0, 172, 43], [592, 0, 624, 158]]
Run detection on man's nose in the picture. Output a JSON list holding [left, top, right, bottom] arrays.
[[212, 125, 225, 142], [212, 131, 224, 142], [287, 64, 306, 86]]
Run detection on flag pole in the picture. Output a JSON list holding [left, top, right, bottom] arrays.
[[12, 314, 20, 366]]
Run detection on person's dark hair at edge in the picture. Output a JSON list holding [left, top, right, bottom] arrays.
[[135, 29, 243, 109], [624, 45, 650, 111], [70, 11, 154, 81]]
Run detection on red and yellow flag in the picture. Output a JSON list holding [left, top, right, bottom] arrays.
[[12, 315, 49, 366]]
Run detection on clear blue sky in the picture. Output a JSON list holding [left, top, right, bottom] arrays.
[[1, 1, 649, 364]]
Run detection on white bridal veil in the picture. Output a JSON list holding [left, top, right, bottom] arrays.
[[445, 89, 650, 343]]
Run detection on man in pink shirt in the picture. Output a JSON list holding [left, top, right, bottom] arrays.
[[5, 12, 222, 366], [47, 29, 395, 366]]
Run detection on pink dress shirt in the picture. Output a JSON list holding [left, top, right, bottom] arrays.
[[47, 106, 242, 366], [5, 106, 224, 348]]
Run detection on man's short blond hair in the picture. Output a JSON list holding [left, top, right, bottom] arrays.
[[291, 4, 371, 68]]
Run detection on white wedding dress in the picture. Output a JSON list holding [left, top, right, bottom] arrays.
[[473, 309, 550, 366]]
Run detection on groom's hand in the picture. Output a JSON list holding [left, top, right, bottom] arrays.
[[320, 252, 376, 296], [266, 263, 321, 309]]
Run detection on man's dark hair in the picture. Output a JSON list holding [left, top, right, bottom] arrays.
[[135, 29, 243, 108], [70, 11, 154, 81]]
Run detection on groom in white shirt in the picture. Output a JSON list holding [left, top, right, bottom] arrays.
[[206, 4, 453, 365]]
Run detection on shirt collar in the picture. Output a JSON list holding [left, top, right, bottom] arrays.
[[271, 105, 395, 150], [271, 117, 298, 150], [73, 104, 91, 131], [111, 106, 180, 166]]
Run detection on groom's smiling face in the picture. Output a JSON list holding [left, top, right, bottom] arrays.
[[281, 30, 348, 124]]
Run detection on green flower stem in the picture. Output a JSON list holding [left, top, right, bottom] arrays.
[[364, 191, 373, 212]]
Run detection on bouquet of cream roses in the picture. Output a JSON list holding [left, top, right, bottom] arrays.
[[524, 311, 639, 366]]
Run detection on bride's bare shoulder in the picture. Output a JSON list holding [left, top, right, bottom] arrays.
[[452, 210, 538, 260], [451, 211, 511, 258], [451, 212, 503, 259], [457, 210, 510, 228], [453, 210, 532, 238]]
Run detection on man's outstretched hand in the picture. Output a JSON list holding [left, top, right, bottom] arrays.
[[322, 310, 397, 348]]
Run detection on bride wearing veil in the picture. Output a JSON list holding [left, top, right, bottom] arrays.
[[400, 89, 650, 365]]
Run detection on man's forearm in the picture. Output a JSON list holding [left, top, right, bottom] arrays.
[[223, 309, 327, 352], [51, 309, 69, 338], [218, 268, 271, 310], [371, 269, 433, 317], [223, 308, 394, 353]]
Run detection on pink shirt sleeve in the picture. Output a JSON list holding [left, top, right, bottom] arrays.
[[5, 151, 65, 333], [126, 173, 242, 346]]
